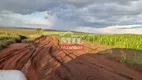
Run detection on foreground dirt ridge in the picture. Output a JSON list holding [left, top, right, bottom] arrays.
[[0, 36, 142, 80]]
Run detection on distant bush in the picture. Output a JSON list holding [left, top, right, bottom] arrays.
[[22, 39, 32, 43]]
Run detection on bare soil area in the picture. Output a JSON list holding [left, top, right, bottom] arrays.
[[0, 36, 141, 80]]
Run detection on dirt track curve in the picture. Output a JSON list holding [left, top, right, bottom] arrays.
[[0, 36, 142, 80]]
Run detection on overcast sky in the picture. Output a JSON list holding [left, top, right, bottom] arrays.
[[0, 0, 142, 34]]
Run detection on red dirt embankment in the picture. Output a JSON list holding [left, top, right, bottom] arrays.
[[0, 36, 142, 80]]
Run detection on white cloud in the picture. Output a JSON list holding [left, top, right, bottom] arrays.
[[74, 25, 142, 34], [0, 10, 52, 28]]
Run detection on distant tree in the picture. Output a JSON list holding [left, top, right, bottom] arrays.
[[36, 28, 42, 34]]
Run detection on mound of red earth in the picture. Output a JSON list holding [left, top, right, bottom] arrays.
[[0, 36, 142, 80]]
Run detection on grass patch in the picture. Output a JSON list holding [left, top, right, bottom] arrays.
[[0, 36, 20, 50], [99, 48, 142, 71], [0, 27, 37, 36]]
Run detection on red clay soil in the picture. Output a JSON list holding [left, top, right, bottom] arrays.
[[0, 36, 142, 80]]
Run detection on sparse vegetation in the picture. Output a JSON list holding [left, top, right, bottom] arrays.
[[0, 27, 37, 50], [99, 48, 142, 70], [0, 36, 20, 50], [0, 27, 66, 50]]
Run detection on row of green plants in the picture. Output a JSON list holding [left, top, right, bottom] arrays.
[[82, 34, 142, 50]]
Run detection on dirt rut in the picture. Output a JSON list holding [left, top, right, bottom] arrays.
[[0, 36, 142, 80]]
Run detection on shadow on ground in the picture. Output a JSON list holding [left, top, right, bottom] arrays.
[[49, 48, 142, 80]]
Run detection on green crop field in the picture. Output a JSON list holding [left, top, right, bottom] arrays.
[[81, 34, 142, 68], [82, 34, 142, 50]]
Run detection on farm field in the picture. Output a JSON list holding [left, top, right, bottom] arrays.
[[82, 34, 142, 50], [0, 27, 66, 50], [0, 27, 142, 80]]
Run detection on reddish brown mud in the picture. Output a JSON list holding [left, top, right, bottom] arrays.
[[0, 36, 141, 80]]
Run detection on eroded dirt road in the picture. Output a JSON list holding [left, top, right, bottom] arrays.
[[0, 36, 141, 80]]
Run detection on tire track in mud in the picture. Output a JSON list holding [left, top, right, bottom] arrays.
[[0, 36, 142, 80]]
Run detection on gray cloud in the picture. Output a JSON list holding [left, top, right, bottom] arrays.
[[0, 0, 142, 31], [0, 0, 61, 14], [0, 0, 139, 14]]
